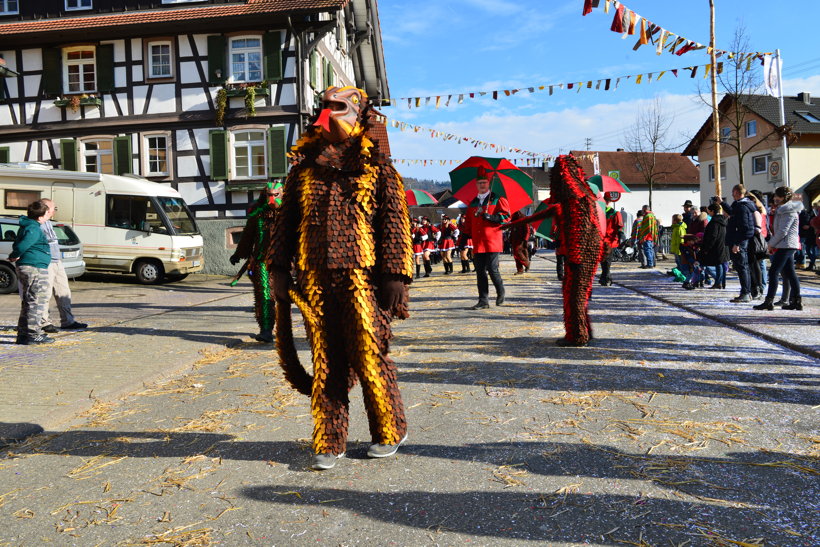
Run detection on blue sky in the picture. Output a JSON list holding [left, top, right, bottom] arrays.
[[377, 0, 820, 182]]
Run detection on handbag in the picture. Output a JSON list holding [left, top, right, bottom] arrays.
[[751, 230, 767, 259]]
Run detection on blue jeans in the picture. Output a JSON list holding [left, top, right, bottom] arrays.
[[730, 240, 751, 296], [705, 265, 725, 287], [643, 240, 655, 267], [766, 249, 800, 301]]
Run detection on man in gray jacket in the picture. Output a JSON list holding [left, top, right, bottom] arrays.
[[39, 199, 87, 332]]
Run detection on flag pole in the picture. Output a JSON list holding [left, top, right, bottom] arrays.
[[775, 49, 790, 187], [709, 0, 721, 197]]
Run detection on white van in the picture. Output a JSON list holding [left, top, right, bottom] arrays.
[[0, 164, 203, 284]]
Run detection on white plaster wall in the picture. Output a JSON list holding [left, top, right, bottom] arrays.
[[22, 49, 41, 71], [131, 39, 142, 61], [130, 86, 147, 116], [146, 84, 177, 113], [789, 146, 820, 189], [35, 103, 62, 123], [180, 86, 208, 112], [177, 155, 200, 179], [177, 181, 210, 206]]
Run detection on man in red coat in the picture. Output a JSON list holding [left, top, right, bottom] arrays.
[[462, 171, 510, 309], [599, 192, 624, 286]]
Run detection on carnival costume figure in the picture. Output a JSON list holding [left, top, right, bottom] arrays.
[[230, 181, 283, 343], [438, 215, 458, 274], [269, 86, 414, 470], [506, 155, 603, 345]]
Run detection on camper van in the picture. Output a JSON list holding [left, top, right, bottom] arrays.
[[0, 164, 203, 284]]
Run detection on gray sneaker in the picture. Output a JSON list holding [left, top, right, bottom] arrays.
[[367, 434, 408, 459], [311, 452, 345, 470], [731, 294, 752, 303]]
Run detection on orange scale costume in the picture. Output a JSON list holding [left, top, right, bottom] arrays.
[[269, 86, 414, 465]]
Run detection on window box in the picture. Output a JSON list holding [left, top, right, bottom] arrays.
[[54, 96, 101, 108], [225, 86, 269, 98]]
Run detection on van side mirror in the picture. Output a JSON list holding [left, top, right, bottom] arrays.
[[140, 221, 151, 232]]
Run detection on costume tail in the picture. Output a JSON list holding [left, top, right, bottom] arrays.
[[273, 288, 316, 396], [229, 261, 249, 286]]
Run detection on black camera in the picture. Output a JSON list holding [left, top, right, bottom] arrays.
[[709, 196, 719, 204]]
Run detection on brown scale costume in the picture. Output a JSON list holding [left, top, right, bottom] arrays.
[[269, 86, 414, 458], [506, 154, 602, 346]]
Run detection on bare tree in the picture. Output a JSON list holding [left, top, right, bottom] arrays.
[[622, 96, 676, 211], [696, 24, 784, 188]]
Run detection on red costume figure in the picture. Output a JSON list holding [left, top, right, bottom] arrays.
[[509, 211, 534, 274], [270, 86, 414, 470], [456, 214, 473, 273], [437, 215, 457, 274], [417, 217, 438, 277], [506, 155, 602, 345]]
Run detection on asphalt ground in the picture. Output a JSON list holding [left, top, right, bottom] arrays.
[[0, 255, 818, 546]]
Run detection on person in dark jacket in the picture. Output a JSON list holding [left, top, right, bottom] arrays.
[[719, 185, 756, 302], [700, 203, 730, 289], [9, 200, 54, 344]]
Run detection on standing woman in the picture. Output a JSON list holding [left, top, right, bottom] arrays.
[[456, 213, 473, 273], [754, 186, 804, 311], [412, 217, 425, 279], [438, 215, 457, 274], [700, 203, 729, 290]]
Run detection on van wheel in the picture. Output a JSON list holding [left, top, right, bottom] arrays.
[[164, 273, 189, 283], [0, 263, 18, 294], [134, 260, 165, 284]]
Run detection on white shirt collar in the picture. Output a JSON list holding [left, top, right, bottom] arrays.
[[477, 191, 490, 203]]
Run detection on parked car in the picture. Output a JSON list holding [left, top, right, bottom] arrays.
[[0, 215, 85, 294]]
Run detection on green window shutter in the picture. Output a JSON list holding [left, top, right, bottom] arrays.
[[207, 35, 226, 85], [43, 48, 62, 96], [263, 31, 282, 82], [209, 130, 228, 180], [0, 147, 9, 163], [268, 126, 287, 177], [60, 139, 78, 171], [309, 51, 317, 89], [96, 44, 115, 93], [113, 136, 132, 175], [0, 80, 5, 102]]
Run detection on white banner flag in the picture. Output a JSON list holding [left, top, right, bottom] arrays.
[[763, 54, 782, 98]]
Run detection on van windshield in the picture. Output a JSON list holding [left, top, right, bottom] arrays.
[[156, 197, 199, 235], [53, 224, 80, 245]]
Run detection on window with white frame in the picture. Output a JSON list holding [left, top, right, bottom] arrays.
[[708, 162, 727, 181], [752, 154, 769, 175], [147, 40, 173, 79], [720, 127, 731, 143], [66, 0, 92, 10], [229, 37, 262, 83], [63, 46, 96, 93], [745, 120, 757, 138], [0, 0, 19, 15], [144, 133, 171, 176], [81, 139, 114, 174], [231, 130, 266, 179]]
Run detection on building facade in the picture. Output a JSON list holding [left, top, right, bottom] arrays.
[[0, 0, 390, 272], [683, 92, 820, 203]]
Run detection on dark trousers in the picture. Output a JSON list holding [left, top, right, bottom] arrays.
[[473, 252, 504, 305], [600, 250, 612, 284], [730, 240, 751, 296], [766, 249, 800, 300]]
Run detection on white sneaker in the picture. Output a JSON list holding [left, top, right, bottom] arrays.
[[367, 434, 408, 458], [311, 452, 345, 470]]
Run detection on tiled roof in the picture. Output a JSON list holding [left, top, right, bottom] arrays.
[[570, 150, 699, 186], [0, 0, 348, 35], [683, 92, 820, 156]]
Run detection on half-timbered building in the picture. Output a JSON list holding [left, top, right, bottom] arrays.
[[0, 0, 390, 272]]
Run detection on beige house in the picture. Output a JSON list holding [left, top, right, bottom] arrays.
[[683, 92, 820, 203]]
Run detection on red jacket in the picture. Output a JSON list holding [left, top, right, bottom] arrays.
[[604, 206, 623, 249], [463, 192, 510, 253]]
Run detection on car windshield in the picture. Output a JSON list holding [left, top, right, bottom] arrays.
[[155, 197, 199, 235], [53, 224, 80, 246]]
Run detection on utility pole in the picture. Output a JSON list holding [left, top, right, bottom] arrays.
[[585, 138, 592, 151], [709, 0, 721, 197]]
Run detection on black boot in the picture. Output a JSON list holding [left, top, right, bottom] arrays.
[[753, 297, 774, 310], [782, 296, 803, 311], [415, 264, 421, 279], [423, 260, 432, 277], [461, 260, 469, 273]]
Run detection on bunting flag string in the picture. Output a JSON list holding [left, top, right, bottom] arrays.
[[391, 158, 551, 167], [380, 60, 723, 110], [582, 0, 771, 60]]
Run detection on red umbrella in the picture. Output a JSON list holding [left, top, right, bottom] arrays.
[[586, 174, 631, 194], [449, 156, 534, 213], [405, 189, 438, 206]]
